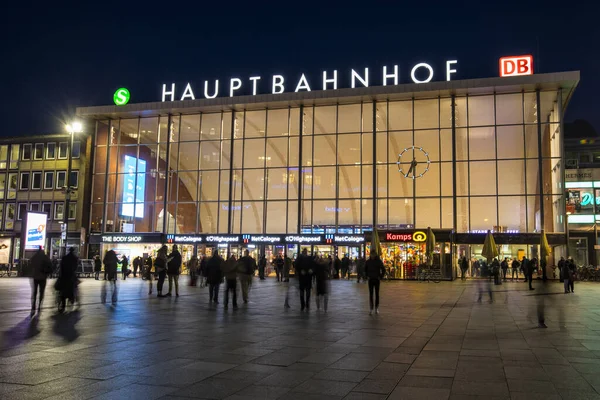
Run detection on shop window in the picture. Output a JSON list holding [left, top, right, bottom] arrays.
[[22, 144, 32, 161], [34, 144, 44, 160], [17, 203, 27, 220], [56, 171, 66, 189], [30, 203, 40, 212], [0, 145, 8, 169], [46, 143, 56, 159], [9, 144, 19, 169], [71, 141, 81, 159], [58, 142, 68, 159], [5, 203, 15, 230], [44, 171, 54, 190], [19, 172, 30, 190], [31, 172, 41, 190], [54, 202, 64, 220], [42, 202, 52, 219]]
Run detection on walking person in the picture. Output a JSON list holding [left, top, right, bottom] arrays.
[[365, 252, 385, 315], [501, 258, 509, 282], [94, 255, 102, 280], [460, 256, 468, 281], [166, 245, 182, 297], [188, 255, 199, 286], [283, 255, 292, 282], [568, 258, 576, 293], [341, 254, 350, 280], [57, 247, 79, 312], [30, 247, 52, 315], [199, 254, 208, 287], [144, 255, 154, 294], [237, 250, 257, 304], [155, 246, 168, 297], [133, 256, 142, 278], [222, 254, 238, 309], [102, 249, 118, 304], [206, 252, 223, 304], [258, 254, 267, 280], [314, 255, 330, 311], [492, 258, 501, 285], [511, 258, 520, 281], [357, 256, 365, 283], [296, 248, 314, 311], [558, 257, 566, 283], [561, 258, 571, 293], [523, 256, 534, 290], [274, 255, 284, 282], [121, 255, 129, 280]]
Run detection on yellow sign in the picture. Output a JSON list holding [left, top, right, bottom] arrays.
[[413, 231, 427, 242]]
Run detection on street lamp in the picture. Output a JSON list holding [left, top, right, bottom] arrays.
[[63, 121, 83, 257]]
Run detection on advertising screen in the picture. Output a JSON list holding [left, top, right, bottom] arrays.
[[25, 212, 48, 250], [121, 155, 146, 218]]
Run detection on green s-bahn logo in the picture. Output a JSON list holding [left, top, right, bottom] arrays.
[[113, 88, 130, 106]]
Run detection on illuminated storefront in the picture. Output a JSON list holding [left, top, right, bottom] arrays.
[[78, 65, 578, 278]]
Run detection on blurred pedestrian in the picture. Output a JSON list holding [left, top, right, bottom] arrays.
[[511, 258, 520, 281], [30, 247, 52, 315], [523, 256, 534, 290], [223, 254, 238, 309], [102, 249, 118, 304], [357, 256, 366, 283], [188, 254, 199, 286], [133, 256, 142, 278], [121, 255, 129, 280], [365, 252, 385, 315], [561, 258, 571, 294], [501, 257, 509, 281], [237, 250, 256, 303], [558, 257, 566, 283], [568, 258, 576, 293], [460, 256, 468, 281], [314, 255, 330, 311], [296, 248, 314, 311], [274, 255, 284, 282], [206, 253, 223, 304], [94, 255, 102, 280], [283, 255, 292, 282], [57, 247, 79, 312], [341, 254, 350, 279], [166, 245, 182, 297], [144, 255, 154, 294], [258, 254, 267, 280], [155, 245, 168, 297], [199, 254, 208, 287]]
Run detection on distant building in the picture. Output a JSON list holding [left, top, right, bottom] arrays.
[[0, 134, 90, 263]]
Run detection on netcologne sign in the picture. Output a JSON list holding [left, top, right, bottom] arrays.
[[160, 61, 459, 102]]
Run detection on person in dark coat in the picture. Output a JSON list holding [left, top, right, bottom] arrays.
[[341, 254, 350, 279], [568, 258, 576, 293], [314, 255, 330, 311], [132, 256, 142, 278], [459, 256, 468, 281], [155, 246, 168, 297], [57, 247, 79, 312], [283, 255, 292, 282], [166, 245, 182, 297], [102, 249, 118, 303], [258, 255, 267, 280], [121, 255, 129, 280], [206, 253, 224, 304], [237, 250, 257, 303], [357, 256, 366, 283], [199, 254, 208, 287], [558, 257, 566, 283], [501, 258, 509, 282], [144, 255, 154, 294], [296, 248, 314, 311], [333, 256, 341, 279], [30, 247, 52, 315], [222, 255, 238, 309], [511, 258, 520, 281], [365, 252, 385, 315], [274, 255, 284, 282], [188, 255, 199, 286], [94, 255, 102, 280], [523, 256, 534, 290]]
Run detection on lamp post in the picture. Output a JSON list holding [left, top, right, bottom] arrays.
[[63, 121, 83, 257]]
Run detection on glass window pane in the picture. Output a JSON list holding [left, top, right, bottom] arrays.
[[455, 128, 468, 161], [117, 119, 139, 144], [377, 199, 388, 228], [288, 169, 299, 199], [266, 201, 287, 232], [389, 167, 413, 197], [416, 163, 440, 197], [266, 138, 288, 168], [526, 159, 540, 196], [200, 141, 222, 170], [456, 197, 469, 232], [414, 98, 439, 129], [338, 199, 361, 226], [362, 199, 373, 228], [176, 203, 197, 233], [266, 168, 287, 200], [302, 136, 312, 167], [200, 113, 222, 140], [527, 196, 539, 232], [440, 97, 453, 129], [312, 200, 336, 227], [301, 200, 312, 230], [441, 162, 453, 196], [416, 198, 440, 228], [468, 95, 494, 126], [302, 107, 313, 135], [414, 130, 439, 162], [456, 162, 468, 196], [375, 102, 386, 132], [242, 169, 265, 201], [496, 93, 524, 125], [178, 141, 199, 171], [389, 199, 414, 227], [314, 106, 336, 134], [287, 200, 298, 233], [179, 115, 200, 142], [442, 198, 453, 229], [219, 170, 230, 203], [199, 202, 218, 233], [376, 165, 387, 198], [338, 134, 361, 165], [178, 171, 198, 202], [498, 160, 525, 195], [469, 127, 495, 160], [338, 104, 361, 133], [389, 101, 412, 130], [362, 166, 372, 198], [289, 137, 299, 167], [312, 167, 336, 199], [539, 91, 558, 124], [469, 197, 497, 231], [139, 117, 159, 144], [313, 135, 336, 166], [245, 111, 266, 138], [338, 165, 360, 198], [96, 121, 109, 146], [497, 125, 524, 159], [525, 125, 538, 158], [498, 196, 526, 232], [218, 202, 228, 233], [267, 109, 289, 137], [199, 171, 219, 201], [388, 131, 412, 162], [243, 139, 265, 169], [362, 133, 373, 164], [469, 161, 496, 196], [363, 102, 374, 132], [524, 93, 537, 124]]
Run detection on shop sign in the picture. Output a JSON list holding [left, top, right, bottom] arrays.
[[205, 235, 240, 243], [325, 234, 364, 244], [101, 235, 143, 243], [160, 61, 459, 102], [243, 235, 282, 243], [167, 235, 203, 243], [285, 235, 321, 243], [566, 169, 596, 182], [468, 229, 520, 234], [384, 231, 427, 242], [499, 55, 533, 77]]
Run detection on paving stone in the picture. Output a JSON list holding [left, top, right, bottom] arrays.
[[389, 386, 451, 399], [292, 378, 356, 396], [352, 378, 397, 394]]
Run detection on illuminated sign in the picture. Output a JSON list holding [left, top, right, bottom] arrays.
[[468, 230, 520, 234], [325, 234, 365, 244], [160, 61, 459, 101], [579, 193, 600, 207], [121, 156, 146, 218], [25, 212, 47, 250], [285, 235, 322, 243], [499, 55, 533, 77], [243, 235, 281, 243], [168, 235, 204, 243], [384, 231, 427, 242], [205, 235, 240, 243], [113, 88, 131, 105], [101, 235, 143, 243]]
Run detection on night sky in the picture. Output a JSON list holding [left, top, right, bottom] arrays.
[[2, 1, 597, 136]]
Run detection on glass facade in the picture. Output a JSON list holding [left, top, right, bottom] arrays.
[[90, 89, 565, 237]]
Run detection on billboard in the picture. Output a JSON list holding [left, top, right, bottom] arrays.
[[25, 212, 48, 250], [121, 155, 146, 218]]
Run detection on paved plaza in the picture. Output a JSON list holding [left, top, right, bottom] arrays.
[[0, 277, 600, 400]]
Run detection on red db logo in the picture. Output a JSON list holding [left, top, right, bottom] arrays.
[[499, 55, 533, 77]]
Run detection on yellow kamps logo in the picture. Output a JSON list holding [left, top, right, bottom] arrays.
[[413, 231, 427, 242]]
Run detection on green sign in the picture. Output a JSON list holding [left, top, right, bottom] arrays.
[[113, 88, 130, 106]]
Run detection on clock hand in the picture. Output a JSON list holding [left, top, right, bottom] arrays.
[[407, 159, 417, 175]]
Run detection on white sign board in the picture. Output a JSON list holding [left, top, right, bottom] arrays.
[[25, 212, 48, 250]]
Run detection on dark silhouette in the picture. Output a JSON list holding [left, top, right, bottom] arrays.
[[206, 253, 223, 304], [56, 248, 79, 312], [155, 246, 168, 297], [296, 248, 314, 311], [29, 247, 52, 315], [102, 250, 118, 304], [94, 255, 101, 280], [365, 252, 385, 314], [166, 245, 182, 297], [121, 255, 129, 280]]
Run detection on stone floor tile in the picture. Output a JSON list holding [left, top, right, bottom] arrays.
[[451, 380, 510, 397], [292, 378, 357, 396], [314, 368, 369, 383], [507, 379, 558, 394], [256, 369, 314, 388], [389, 386, 451, 400], [352, 378, 397, 394], [399, 375, 454, 389]]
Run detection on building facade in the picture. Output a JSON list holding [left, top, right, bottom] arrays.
[[0, 134, 91, 263], [78, 71, 579, 279]]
